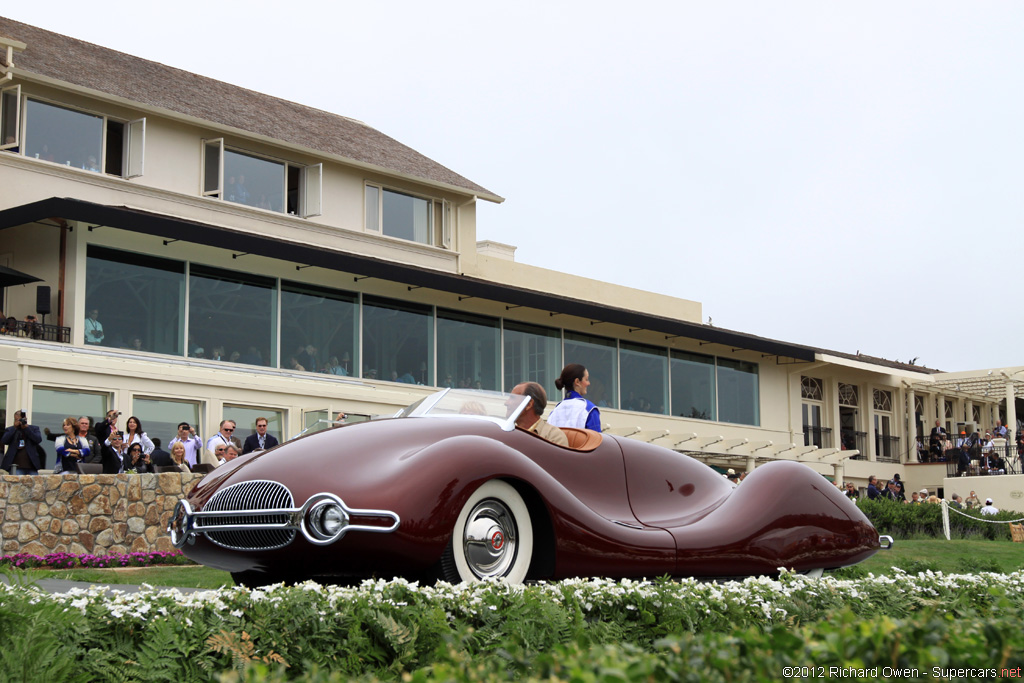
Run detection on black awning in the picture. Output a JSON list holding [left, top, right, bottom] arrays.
[[0, 197, 817, 361]]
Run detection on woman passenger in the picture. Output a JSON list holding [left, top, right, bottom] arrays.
[[547, 363, 601, 431]]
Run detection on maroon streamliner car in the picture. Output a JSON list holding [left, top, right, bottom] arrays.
[[169, 389, 885, 586]]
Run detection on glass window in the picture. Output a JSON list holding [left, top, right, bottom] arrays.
[[362, 295, 433, 385], [563, 331, 618, 409], [437, 309, 500, 391], [86, 246, 185, 355], [503, 321, 562, 399], [224, 149, 285, 212], [0, 385, 6, 428], [670, 350, 716, 421], [303, 409, 329, 432], [280, 282, 357, 375], [24, 99, 103, 172], [224, 405, 284, 445], [31, 388, 108, 470], [619, 341, 668, 415], [364, 186, 433, 244], [133, 397, 202, 448], [188, 265, 276, 367], [717, 358, 759, 426]]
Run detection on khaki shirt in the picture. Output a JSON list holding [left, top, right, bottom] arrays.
[[530, 418, 570, 447]]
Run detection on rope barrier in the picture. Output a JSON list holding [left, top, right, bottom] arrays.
[[939, 499, 1024, 540]]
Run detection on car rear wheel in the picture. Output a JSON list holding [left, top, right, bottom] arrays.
[[441, 480, 533, 584]]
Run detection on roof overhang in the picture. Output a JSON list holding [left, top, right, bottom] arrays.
[[816, 353, 935, 382], [0, 197, 817, 361]]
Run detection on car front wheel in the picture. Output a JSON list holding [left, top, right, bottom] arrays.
[[441, 480, 533, 584]]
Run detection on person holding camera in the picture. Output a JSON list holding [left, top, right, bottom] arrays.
[[95, 409, 124, 474], [1, 410, 44, 475]]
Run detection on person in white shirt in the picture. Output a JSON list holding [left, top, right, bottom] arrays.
[[980, 498, 999, 516], [169, 422, 203, 468], [116, 415, 155, 455], [206, 419, 240, 454], [84, 308, 104, 345]]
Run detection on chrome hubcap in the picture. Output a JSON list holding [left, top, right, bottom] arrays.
[[463, 498, 517, 579]]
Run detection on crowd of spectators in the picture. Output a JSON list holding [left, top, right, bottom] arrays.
[[0, 311, 44, 339], [922, 419, 1020, 475], [854, 473, 1001, 513], [2, 409, 282, 476]]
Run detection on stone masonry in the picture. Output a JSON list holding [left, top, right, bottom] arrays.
[[0, 473, 202, 557]]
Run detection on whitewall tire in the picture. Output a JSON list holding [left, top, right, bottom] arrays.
[[442, 480, 533, 584]]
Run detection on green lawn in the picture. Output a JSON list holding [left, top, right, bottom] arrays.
[[6, 539, 1024, 590], [834, 537, 1024, 576]]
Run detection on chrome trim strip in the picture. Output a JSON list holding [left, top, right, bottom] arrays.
[[169, 490, 400, 549]]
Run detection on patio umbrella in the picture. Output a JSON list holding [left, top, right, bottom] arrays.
[[0, 265, 42, 289], [0, 265, 42, 313]]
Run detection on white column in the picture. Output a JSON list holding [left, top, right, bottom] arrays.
[[833, 462, 844, 486], [828, 377, 841, 452], [1007, 381, 1018, 442], [907, 388, 918, 463], [744, 455, 755, 473]]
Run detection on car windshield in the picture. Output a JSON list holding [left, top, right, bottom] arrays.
[[396, 389, 530, 430]]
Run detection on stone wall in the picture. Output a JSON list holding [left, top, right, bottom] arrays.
[[0, 473, 202, 557]]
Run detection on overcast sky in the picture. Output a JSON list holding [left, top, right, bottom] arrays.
[[6, 2, 1022, 372]]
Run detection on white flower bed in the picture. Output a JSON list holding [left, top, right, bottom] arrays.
[[10, 568, 1024, 627]]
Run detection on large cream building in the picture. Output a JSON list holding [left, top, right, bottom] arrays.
[[0, 17, 1021, 500]]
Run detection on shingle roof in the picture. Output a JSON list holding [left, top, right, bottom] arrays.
[[0, 16, 500, 200]]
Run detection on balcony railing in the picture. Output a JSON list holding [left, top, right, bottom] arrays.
[[840, 429, 867, 459], [875, 435, 901, 463], [2, 320, 70, 343], [945, 432, 1022, 477], [803, 425, 833, 449]]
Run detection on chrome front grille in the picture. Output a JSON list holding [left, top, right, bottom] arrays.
[[200, 480, 296, 551]]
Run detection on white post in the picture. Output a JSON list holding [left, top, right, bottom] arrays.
[[1007, 381, 1018, 444], [907, 388, 919, 463]]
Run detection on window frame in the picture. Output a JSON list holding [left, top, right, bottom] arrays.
[[19, 95, 143, 178], [125, 117, 146, 179], [202, 140, 320, 216], [0, 83, 20, 151], [364, 182, 439, 246], [202, 138, 224, 197]]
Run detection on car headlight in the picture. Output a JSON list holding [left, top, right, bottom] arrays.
[[307, 499, 349, 542]]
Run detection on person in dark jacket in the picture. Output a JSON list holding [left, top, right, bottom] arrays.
[[1, 410, 44, 474], [149, 438, 174, 467], [94, 409, 124, 474], [242, 416, 279, 454]]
